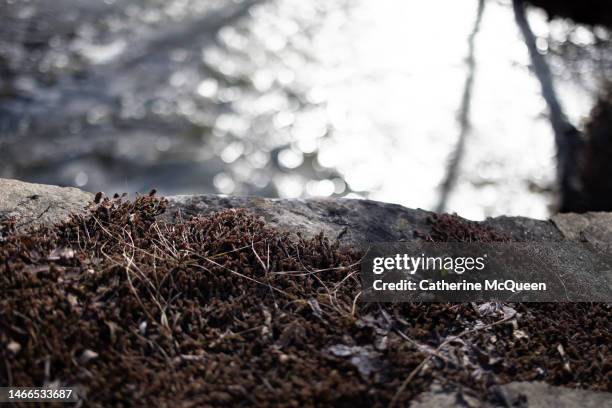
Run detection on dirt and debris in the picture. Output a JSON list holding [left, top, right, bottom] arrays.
[[0, 196, 610, 406]]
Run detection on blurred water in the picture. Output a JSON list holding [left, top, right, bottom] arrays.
[[1, 0, 610, 219]]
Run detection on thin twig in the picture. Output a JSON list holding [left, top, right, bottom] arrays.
[[389, 311, 517, 408], [437, 0, 486, 213]]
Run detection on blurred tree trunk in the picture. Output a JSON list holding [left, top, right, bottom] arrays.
[[515, 0, 612, 212], [579, 89, 612, 211], [513, 0, 586, 212]]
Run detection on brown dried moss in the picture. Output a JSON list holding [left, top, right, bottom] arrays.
[[417, 213, 511, 243], [420, 213, 610, 392], [0, 197, 609, 406]]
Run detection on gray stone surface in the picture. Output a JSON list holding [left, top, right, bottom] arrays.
[[411, 382, 612, 408], [0, 178, 609, 250], [164, 194, 432, 249], [0, 178, 609, 251], [483, 215, 563, 242], [0, 178, 93, 230], [493, 381, 612, 408], [165, 196, 572, 249], [552, 212, 612, 253]]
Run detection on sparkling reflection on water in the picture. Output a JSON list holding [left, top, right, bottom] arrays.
[[0, 0, 609, 219]]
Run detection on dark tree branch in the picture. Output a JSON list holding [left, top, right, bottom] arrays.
[[512, 0, 585, 212], [437, 0, 486, 213]]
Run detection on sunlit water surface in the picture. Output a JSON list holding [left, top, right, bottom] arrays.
[[1, 0, 610, 219]]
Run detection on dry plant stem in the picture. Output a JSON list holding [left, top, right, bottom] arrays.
[[188, 250, 295, 300], [388, 311, 518, 408]]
